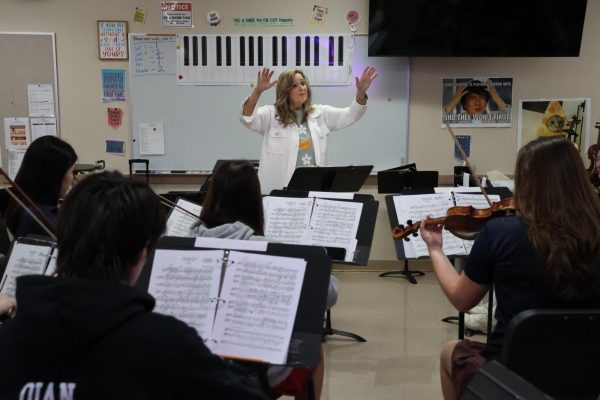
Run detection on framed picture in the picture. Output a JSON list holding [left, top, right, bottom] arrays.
[[97, 20, 128, 60]]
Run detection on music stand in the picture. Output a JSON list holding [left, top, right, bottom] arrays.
[[286, 165, 373, 192], [378, 166, 438, 194], [378, 165, 439, 283]]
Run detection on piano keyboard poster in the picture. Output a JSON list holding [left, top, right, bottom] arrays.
[[177, 34, 353, 85]]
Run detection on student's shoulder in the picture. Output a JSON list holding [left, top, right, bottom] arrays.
[[483, 213, 526, 237]]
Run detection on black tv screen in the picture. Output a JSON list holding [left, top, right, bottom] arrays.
[[368, 0, 588, 57]]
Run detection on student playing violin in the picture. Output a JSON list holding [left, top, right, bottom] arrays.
[[420, 136, 600, 400]]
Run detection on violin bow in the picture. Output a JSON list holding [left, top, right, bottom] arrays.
[[444, 122, 493, 206], [154, 193, 201, 221], [0, 168, 57, 241]]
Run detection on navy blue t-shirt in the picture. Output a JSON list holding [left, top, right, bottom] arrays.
[[465, 214, 600, 360]]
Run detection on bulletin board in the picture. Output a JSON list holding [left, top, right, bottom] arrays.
[[0, 32, 59, 176], [129, 33, 409, 172]]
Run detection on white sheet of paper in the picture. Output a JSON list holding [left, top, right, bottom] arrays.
[[165, 198, 202, 237], [27, 84, 55, 117], [194, 237, 268, 252], [139, 122, 165, 155], [453, 193, 500, 209], [307, 191, 354, 199], [148, 249, 222, 339], [263, 197, 313, 244], [434, 187, 483, 194], [4, 117, 30, 151], [209, 251, 306, 364], [0, 242, 52, 300], [393, 193, 466, 258], [30, 117, 57, 140], [307, 198, 363, 262], [7, 150, 26, 180]]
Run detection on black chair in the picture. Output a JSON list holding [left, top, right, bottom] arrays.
[[501, 309, 600, 400], [462, 360, 553, 400]]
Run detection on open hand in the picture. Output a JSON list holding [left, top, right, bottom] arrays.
[[355, 66, 377, 97], [256, 68, 278, 93]]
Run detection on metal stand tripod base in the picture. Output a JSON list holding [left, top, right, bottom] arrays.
[[378, 259, 425, 284], [322, 309, 366, 342]]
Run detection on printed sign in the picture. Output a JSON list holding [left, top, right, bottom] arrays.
[[101, 69, 126, 103], [98, 21, 128, 60], [233, 16, 294, 26], [311, 5, 328, 26], [161, 2, 193, 27], [107, 108, 123, 129]]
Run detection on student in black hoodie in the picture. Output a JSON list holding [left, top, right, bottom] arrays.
[[0, 171, 268, 400]]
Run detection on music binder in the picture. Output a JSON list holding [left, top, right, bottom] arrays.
[[266, 190, 379, 265], [286, 165, 373, 192], [0, 237, 57, 300], [137, 237, 331, 368]]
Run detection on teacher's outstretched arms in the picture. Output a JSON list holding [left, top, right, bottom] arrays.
[[240, 66, 377, 194]]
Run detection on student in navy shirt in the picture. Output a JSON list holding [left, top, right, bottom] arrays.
[[420, 136, 600, 399]]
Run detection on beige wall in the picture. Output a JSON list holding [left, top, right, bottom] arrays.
[[2, 0, 599, 261]]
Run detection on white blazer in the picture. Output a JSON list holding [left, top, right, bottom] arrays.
[[240, 99, 367, 193]]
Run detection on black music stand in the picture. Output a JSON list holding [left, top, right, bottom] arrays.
[[377, 168, 438, 193], [268, 190, 378, 343], [286, 165, 373, 192], [137, 237, 331, 369]]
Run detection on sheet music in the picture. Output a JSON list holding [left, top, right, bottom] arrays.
[[209, 251, 306, 364], [148, 249, 222, 339], [453, 193, 500, 209], [0, 242, 53, 299], [393, 194, 466, 258], [453, 193, 501, 254], [164, 198, 202, 237], [308, 198, 362, 262], [263, 197, 313, 243]]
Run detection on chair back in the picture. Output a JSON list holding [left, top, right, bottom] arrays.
[[501, 309, 600, 399]]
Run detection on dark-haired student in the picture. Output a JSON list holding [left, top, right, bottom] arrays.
[[5, 136, 77, 238], [0, 171, 268, 400], [190, 160, 337, 400], [420, 136, 600, 400]]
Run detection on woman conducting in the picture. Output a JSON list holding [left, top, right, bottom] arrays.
[[420, 136, 600, 399], [240, 66, 377, 193]]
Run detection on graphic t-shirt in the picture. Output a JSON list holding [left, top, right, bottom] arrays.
[[294, 110, 316, 167]]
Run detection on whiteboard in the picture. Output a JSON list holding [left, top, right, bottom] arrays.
[[129, 34, 409, 172]]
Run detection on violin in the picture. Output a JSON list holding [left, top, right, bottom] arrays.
[[392, 197, 515, 241]]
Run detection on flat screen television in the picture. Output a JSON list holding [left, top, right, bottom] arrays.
[[368, 0, 588, 57]]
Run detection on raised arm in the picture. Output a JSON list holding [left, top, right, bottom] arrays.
[[486, 79, 508, 110], [444, 85, 467, 113], [242, 68, 278, 116], [355, 66, 377, 105]]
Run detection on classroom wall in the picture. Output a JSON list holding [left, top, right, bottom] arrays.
[[2, 0, 600, 262]]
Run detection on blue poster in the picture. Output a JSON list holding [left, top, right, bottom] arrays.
[[101, 69, 126, 103], [454, 135, 471, 162]]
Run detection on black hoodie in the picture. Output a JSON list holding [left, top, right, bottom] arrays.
[[0, 275, 268, 400]]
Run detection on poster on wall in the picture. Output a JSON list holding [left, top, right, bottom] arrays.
[[161, 2, 193, 27], [442, 77, 513, 128], [101, 69, 126, 103], [518, 98, 590, 156], [97, 21, 128, 60], [4, 117, 31, 151]]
